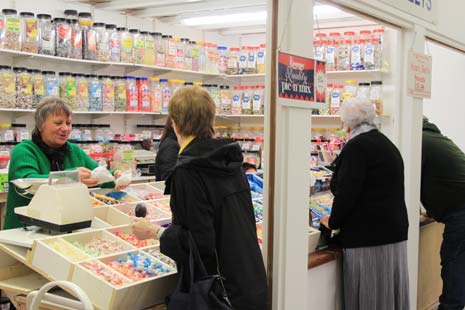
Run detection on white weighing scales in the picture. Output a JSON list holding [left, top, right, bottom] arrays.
[[12, 170, 94, 233]]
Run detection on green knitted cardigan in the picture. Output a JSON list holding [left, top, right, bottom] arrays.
[[4, 140, 100, 229]]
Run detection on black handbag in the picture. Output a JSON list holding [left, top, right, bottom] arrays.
[[167, 231, 233, 310]]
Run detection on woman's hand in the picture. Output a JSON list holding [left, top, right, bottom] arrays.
[[131, 218, 160, 240], [76, 167, 99, 187], [113, 170, 122, 179], [114, 170, 131, 191], [320, 216, 331, 229]]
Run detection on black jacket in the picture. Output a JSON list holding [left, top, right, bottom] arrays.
[[160, 138, 268, 310], [328, 130, 409, 248], [421, 119, 465, 221], [155, 131, 179, 181]]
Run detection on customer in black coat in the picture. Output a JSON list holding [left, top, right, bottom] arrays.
[[132, 86, 268, 310], [320, 97, 409, 310], [155, 116, 180, 181]]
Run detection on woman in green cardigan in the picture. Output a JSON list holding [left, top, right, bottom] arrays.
[[4, 97, 121, 229]]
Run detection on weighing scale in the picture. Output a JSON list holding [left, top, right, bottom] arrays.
[[12, 171, 94, 233]]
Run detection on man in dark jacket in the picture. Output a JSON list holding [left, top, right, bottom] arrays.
[[132, 86, 268, 309], [421, 117, 465, 310]]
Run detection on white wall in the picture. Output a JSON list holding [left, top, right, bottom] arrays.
[[307, 260, 343, 310], [331, 0, 465, 51], [423, 42, 465, 152], [0, 0, 153, 31]]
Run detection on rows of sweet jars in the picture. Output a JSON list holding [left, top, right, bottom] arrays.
[[0, 9, 267, 75], [321, 80, 383, 116], [0, 64, 268, 114], [314, 28, 384, 71]]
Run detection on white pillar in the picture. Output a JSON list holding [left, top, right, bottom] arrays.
[[399, 25, 424, 310], [263, 0, 314, 309]]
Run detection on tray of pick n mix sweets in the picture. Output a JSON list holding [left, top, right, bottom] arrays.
[[26, 182, 177, 310]]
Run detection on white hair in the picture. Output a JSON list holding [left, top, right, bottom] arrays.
[[340, 97, 376, 129]]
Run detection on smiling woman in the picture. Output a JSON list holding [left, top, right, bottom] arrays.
[[3, 97, 120, 230]]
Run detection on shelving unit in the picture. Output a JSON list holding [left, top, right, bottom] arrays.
[[0, 48, 267, 81], [326, 69, 387, 78]]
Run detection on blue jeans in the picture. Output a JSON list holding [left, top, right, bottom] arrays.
[[438, 207, 465, 310]]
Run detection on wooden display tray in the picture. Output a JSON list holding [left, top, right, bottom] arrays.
[[123, 183, 167, 201], [0, 182, 175, 309], [72, 250, 176, 310], [114, 202, 171, 225]]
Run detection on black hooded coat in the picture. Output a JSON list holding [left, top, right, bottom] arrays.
[[160, 137, 268, 310]]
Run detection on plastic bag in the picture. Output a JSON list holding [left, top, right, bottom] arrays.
[[115, 170, 132, 188], [91, 159, 115, 184]]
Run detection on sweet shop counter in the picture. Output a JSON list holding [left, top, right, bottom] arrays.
[[0, 182, 177, 310]]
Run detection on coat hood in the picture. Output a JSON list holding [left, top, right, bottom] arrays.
[[177, 138, 244, 176], [423, 117, 441, 134]]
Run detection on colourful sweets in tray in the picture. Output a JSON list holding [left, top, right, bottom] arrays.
[[256, 223, 263, 246], [91, 199, 106, 207], [82, 261, 129, 286], [145, 248, 177, 269], [125, 205, 170, 221], [313, 193, 333, 207], [105, 252, 172, 281], [149, 200, 171, 214], [251, 191, 263, 200], [253, 203, 264, 223], [72, 238, 126, 257], [113, 231, 159, 248], [44, 238, 89, 262], [90, 193, 120, 205], [144, 192, 165, 200], [124, 187, 165, 200]]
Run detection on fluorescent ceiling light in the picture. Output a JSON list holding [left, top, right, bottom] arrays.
[[313, 4, 355, 19], [181, 11, 267, 26]]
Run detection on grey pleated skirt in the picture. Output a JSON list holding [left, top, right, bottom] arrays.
[[343, 241, 410, 310]]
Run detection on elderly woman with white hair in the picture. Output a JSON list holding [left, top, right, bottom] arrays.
[[320, 97, 410, 310]]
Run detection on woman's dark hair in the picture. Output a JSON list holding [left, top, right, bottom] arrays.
[[160, 116, 175, 143]]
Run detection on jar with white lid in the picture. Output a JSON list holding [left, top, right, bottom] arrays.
[[120, 28, 133, 63], [37, 14, 55, 55], [2, 9, 20, 51], [14, 67, 33, 109], [0, 66, 15, 108], [109, 25, 120, 62], [20, 12, 39, 53], [69, 19, 82, 59], [54, 18, 71, 58]]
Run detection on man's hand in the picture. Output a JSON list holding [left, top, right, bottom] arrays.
[[131, 219, 160, 240], [320, 216, 331, 229]]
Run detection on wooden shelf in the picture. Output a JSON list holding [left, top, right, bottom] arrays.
[[217, 114, 264, 118], [326, 69, 387, 79], [224, 74, 265, 78], [0, 48, 265, 80], [0, 109, 265, 119]]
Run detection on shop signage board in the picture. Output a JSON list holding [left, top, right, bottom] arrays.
[[378, 0, 436, 24], [277, 51, 326, 109], [407, 49, 432, 98]]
